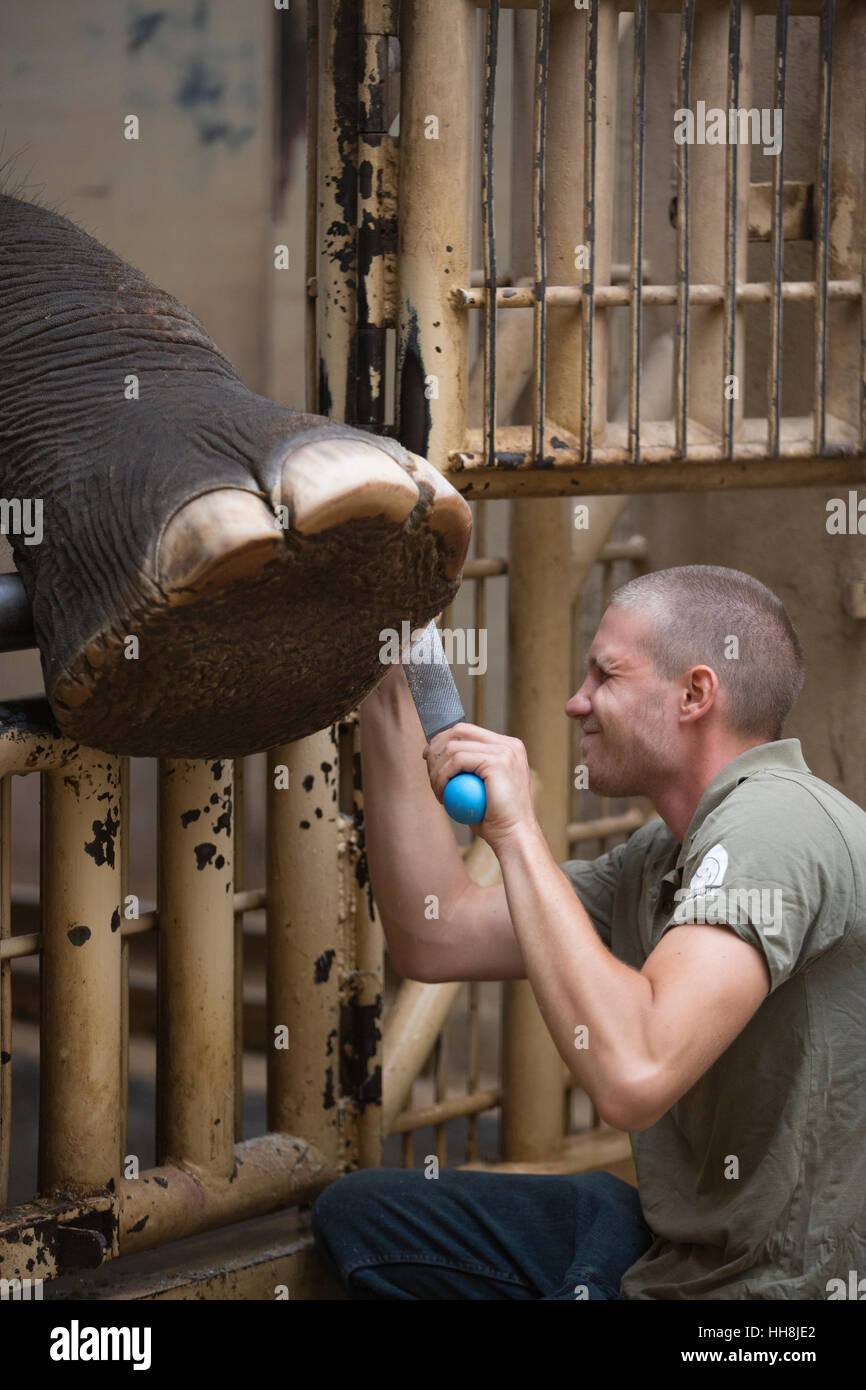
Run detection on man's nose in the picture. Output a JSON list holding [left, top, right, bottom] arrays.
[[565, 685, 591, 719]]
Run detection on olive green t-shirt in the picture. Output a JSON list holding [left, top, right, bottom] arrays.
[[560, 739, 866, 1300]]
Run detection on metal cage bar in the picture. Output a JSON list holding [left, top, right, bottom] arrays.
[[156, 759, 235, 1177], [349, 716, 385, 1171], [768, 0, 788, 457], [531, 0, 550, 463], [723, 0, 743, 460], [233, 758, 245, 1143], [0, 778, 10, 1208], [356, 2, 400, 429], [629, 0, 648, 464], [482, 0, 500, 468], [266, 732, 342, 1163], [581, 0, 600, 461], [119, 757, 130, 1169], [675, 0, 694, 458], [814, 0, 834, 454], [542, 0, 584, 453], [396, 0, 474, 465], [825, 0, 864, 449], [862, 88, 866, 453], [39, 751, 123, 1197]]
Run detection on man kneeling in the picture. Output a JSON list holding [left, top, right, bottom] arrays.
[[312, 566, 866, 1300]]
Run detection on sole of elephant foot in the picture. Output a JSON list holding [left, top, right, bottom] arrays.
[[50, 439, 471, 758]]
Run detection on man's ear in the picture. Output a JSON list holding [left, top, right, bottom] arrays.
[[680, 664, 719, 722]]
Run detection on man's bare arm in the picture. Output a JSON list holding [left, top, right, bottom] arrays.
[[359, 663, 527, 980]]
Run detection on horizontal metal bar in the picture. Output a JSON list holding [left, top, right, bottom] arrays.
[[471, 0, 825, 12], [0, 700, 82, 779], [469, 262, 644, 287], [567, 807, 649, 845], [388, 1088, 501, 1134], [0, 575, 34, 652], [455, 279, 862, 309], [596, 536, 649, 564], [457, 413, 865, 458], [229, 888, 266, 914], [120, 1132, 338, 1255], [0, 887, 268, 959], [0, 931, 39, 960], [461, 539, 645, 582], [461, 556, 508, 579], [443, 452, 866, 501], [0, 1193, 117, 1281]]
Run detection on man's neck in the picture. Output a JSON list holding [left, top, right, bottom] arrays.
[[650, 736, 769, 845]]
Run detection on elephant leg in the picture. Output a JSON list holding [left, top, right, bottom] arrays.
[[0, 193, 471, 757]]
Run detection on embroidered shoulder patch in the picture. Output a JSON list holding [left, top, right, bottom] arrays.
[[688, 843, 729, 895]]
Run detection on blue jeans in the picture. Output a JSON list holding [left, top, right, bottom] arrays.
[[310, 1166, 654, 1300]]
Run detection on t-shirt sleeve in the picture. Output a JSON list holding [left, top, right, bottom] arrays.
[[558, 841, 628, 950], [655, 780, 855, 995]]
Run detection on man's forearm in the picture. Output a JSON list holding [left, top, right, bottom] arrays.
[[496, 820, 656, 1125], [358, 664, 472, 971]]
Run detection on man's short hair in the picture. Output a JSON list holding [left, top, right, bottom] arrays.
[[609, 565, 804, 741]]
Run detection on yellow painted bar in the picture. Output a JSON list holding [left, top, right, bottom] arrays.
[[0, 778, 10, 1207], [397, 0, 475, 467], [120, 1133, 337, 1255], [157, 759, 235, 1178], [349, 720, 385, 1170], [266, 730, 343, 1166], [39, 749, 123, 1196]]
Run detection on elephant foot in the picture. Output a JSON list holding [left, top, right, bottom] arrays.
[[50, 438, 470, 757], [0, 193, 472, 756]]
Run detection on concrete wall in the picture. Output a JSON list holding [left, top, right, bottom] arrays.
[[2, 0, 277, 387]]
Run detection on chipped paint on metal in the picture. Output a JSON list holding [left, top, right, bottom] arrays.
[[314, 948, 336, 984]]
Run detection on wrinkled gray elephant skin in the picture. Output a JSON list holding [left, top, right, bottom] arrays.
[[0, 194, 471, 757]]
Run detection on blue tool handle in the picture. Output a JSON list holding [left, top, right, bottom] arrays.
[[443, 772, 487, 826]]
